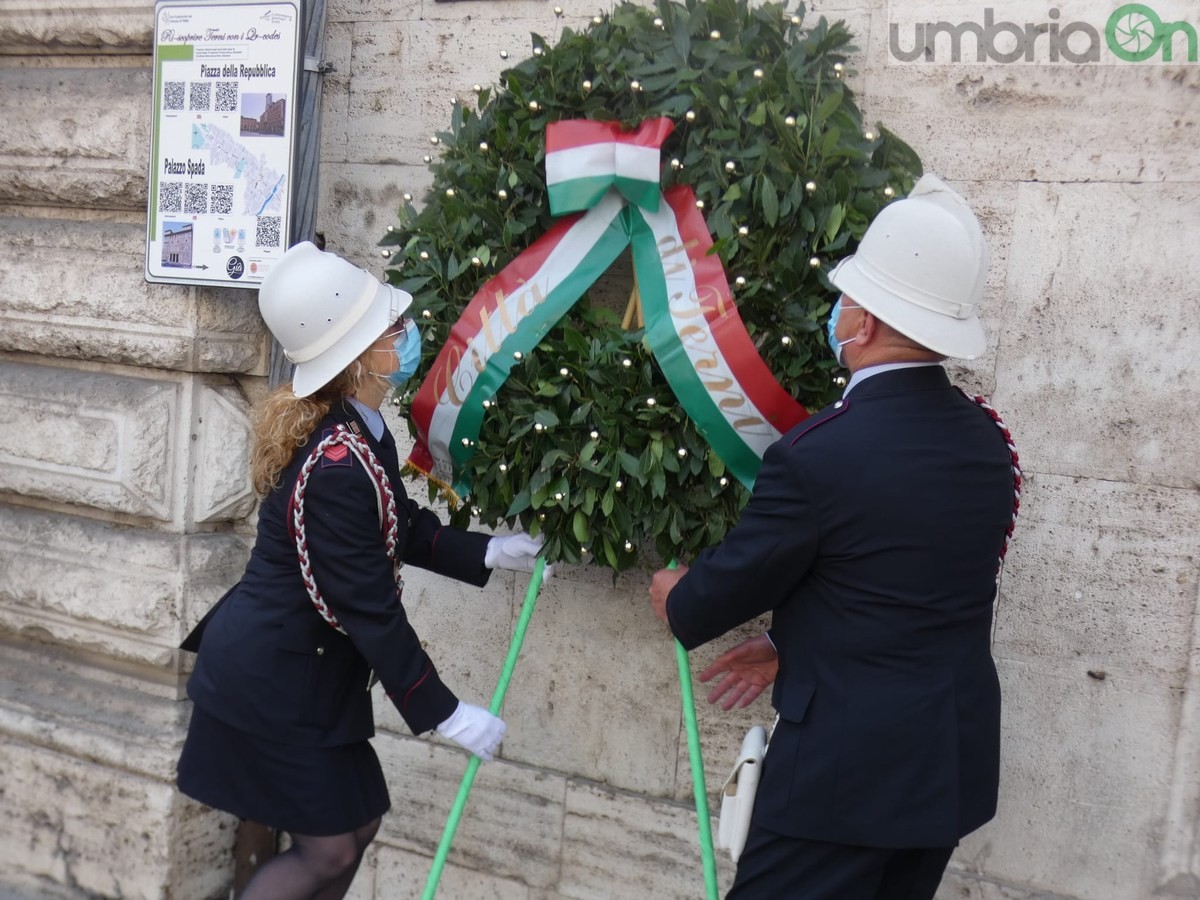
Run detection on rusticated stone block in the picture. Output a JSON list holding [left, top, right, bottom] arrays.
[[0, 361, 178, 520], [0, 504, 249, 665], [0, 218, 267, 373], [342, 18, 557, 166], [0, 67, 150, 210], [497, 575, 682, 797], [317, 162, 434, 272], [560, 780, 736, 899], [373, 735, 565, 888], [0, 362, 254, 526], [373, 843, 531, 898], [0, 639, 236, 900], [0, 636, 187, 778], [327, 0, 549, 24], [0, 743, 178, 899], [0, 0, 153, 54], [191, 381, 257, 524], [994, 473, 1199, 680], [952, 655, 1178, 900], [319, 22, 353, 164], [992, 181, 1200, 489]]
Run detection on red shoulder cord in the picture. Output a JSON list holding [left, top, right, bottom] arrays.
[[957, 389, 1022, 575], [287, 425, 400, 633]]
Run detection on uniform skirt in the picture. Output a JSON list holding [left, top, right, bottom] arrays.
[[177, 704, 391, 836]]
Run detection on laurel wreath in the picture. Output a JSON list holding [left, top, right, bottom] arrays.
[[380, 0, 922, 571]]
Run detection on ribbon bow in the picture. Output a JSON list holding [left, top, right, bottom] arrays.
[[545, 118, 676, 214], [408, 117, 809, 500]]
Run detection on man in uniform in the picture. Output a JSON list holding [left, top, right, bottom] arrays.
[[649, 175, 1020, 899]]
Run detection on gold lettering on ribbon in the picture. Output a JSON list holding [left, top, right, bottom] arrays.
[[476, 303, 504, 354], [657, 235, 701, 278], [487, 285, 518, 336], [433, 344, 465, 407], [514, 278, 546, 318], [666, 283, 773, 439], [693, 283, 731, 320], [437, 278, 549, 410]]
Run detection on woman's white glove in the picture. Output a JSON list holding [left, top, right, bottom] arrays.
[[485, 533, 552, 577], [435, 701, 507, 762]]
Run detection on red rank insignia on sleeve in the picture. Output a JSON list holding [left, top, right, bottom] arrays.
[[321, 443, 351, 467]]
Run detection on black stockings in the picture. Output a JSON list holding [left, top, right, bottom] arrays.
[[238, 817, 381, 900]]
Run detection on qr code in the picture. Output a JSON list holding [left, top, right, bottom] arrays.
[[184, 182, 208, 215], [164, 82, 185, 111], [211, 184, 234, 215], [255, 216, 281, 248], [215, 81, 238, 112], [189, 81, 212, 111], [159, 182, 182, 213]]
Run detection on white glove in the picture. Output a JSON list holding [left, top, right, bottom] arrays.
[[485, 533, 552, 578], [436, 701, 507, 762]]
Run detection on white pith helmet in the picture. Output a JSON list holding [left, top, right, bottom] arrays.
[[258, 242, 413, 398], [829, 174, 989, 359]]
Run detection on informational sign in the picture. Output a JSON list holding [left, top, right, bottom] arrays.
[[146, 0, 301, 288]]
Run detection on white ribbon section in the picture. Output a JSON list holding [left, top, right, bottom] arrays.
[[425, 191, 628, 477], [545, 142, 662, 186], [639, 201, 782, 450]]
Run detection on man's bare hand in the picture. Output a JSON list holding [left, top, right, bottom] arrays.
[[649, 566, 688, 625], [698, 634, 779, 710]]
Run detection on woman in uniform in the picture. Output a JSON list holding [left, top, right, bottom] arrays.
[[177, 242, 543, 899]]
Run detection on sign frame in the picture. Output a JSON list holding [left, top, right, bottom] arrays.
[[145, 0, 303, 289]]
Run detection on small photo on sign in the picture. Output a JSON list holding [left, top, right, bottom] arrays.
[[161, 221, 194, 268], [240, 92, 287, 137]]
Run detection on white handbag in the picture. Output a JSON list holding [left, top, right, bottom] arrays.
[[716, 724, 768, 863]]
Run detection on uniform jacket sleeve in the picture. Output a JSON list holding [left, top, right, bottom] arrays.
[[667, 436, 821, 650], [302, 460, 458, 735], [399, 501, 493, 587]]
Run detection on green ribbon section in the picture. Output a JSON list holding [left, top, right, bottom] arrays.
[[447, 206, 633, 495], [614, 175, 661, 213], [629, 207, 765, 488], [547, 175, 620, 216]]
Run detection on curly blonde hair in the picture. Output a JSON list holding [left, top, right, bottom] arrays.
[[249, 352, 373, 497]]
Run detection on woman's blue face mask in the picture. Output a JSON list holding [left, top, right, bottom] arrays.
[[388, 317, 422, 387], [370, 317, 422, 390]]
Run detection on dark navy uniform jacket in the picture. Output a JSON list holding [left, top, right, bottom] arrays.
[[667, 366, 1014, 849], [187, 400, 492, 746]]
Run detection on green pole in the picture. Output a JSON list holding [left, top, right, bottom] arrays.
[[421, 557, 546, 900], [670, 561, 720, 900]]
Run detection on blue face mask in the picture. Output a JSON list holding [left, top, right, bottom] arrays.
[[389, 317, 422, 387], [826, 297, 859, 367]]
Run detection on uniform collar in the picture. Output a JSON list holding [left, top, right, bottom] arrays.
[[843, 361, 943, 397], [345, 396, 385, 441]]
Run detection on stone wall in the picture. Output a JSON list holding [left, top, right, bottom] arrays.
[[1, 0, 1197, 898]]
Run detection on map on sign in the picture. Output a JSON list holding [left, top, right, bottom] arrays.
[[145, 0, 301, 289], [191, 123, 287, 216]]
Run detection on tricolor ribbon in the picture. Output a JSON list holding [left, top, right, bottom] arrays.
[[546, 118, 674, 214], [408, 118, 810, 499]]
